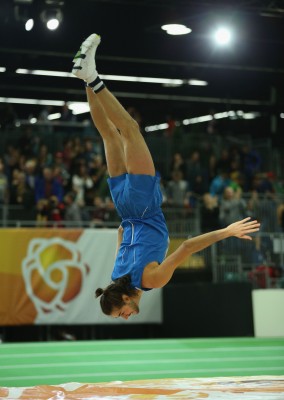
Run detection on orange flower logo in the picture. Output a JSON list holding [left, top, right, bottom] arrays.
[[22, 237, 89, 314]]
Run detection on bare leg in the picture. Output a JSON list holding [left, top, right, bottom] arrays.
[[96, 88, 155, 176], [72, 33, 155, 176], [86, 87, 126, 177]]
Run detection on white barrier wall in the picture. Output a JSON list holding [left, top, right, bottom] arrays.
[[252, 289, 284, 337]]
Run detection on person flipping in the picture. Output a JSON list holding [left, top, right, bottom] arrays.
[[72, 33, 260, 320]]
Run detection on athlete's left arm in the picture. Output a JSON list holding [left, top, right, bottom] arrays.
[[142, 218, 260, 288]]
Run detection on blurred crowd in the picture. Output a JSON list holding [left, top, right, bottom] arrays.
[[164, 148, 284, 233], [0, 105, 284, 233]]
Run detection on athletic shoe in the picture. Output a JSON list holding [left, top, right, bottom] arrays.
[[72, 33, 101, 84]]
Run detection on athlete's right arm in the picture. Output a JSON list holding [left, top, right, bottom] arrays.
[[115, 225, 124, 257]]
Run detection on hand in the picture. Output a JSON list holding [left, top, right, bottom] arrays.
[[225, 217, 260, 241]]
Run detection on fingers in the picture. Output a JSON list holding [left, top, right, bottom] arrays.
[[242, 219, 260, 229], [241, 217, 252, 223], [241, 235, 252, 241]]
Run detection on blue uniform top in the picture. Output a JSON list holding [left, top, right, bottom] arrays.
[[107, 173, 169, 290]]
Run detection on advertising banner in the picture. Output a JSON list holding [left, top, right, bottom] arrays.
[[0, 229, 162, 325]]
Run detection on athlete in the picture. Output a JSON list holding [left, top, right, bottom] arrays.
[[72, 34, 260, 320]]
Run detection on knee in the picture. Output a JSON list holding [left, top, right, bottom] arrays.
[[120, 117, 140, 139]]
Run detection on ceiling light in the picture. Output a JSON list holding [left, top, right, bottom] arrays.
[[0, 67, 6, 73], [146, 110, 260, 132], [183, 115, 213, 125], [47, 113, 61, 120], [25, 18, 34, 31], [16, 68, 72, 77], [47, 18, 59, 30], [0, 97, 65, 106], [161, 24, 192, 35], [188, 79, 208, 86], [214, 27, 232, 45], [67, 102, 89, 115], [40, 8, 63, 31], [16, 69, 207, 87], [145, 123, 169, 132]]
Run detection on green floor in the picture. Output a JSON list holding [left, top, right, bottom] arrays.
[[0, 337, 284, 387]]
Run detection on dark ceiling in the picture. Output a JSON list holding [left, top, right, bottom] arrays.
[[0, 0, 284, 127]]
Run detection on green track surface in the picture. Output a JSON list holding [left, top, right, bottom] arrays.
[[0, 337, 283, 387]]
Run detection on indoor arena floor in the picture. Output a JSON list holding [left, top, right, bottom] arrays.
[[0, 337, 284, 399]]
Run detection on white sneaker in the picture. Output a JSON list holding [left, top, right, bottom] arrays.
[[72, 33, 101, 84]]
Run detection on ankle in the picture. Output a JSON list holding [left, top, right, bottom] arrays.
[[87, 75, 105, 93]]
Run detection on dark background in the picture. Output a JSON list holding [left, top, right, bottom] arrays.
[[0, 0, 284, 135]]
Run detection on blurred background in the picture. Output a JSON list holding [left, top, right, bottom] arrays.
[[0, 0, 284, 343]]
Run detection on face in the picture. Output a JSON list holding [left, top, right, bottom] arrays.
[[111, 295, 140, 320]]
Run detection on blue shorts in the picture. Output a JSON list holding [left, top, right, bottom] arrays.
[[107, 172, 163, 220]]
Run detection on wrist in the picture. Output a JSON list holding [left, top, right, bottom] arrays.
[[221, 227, 230, 239]]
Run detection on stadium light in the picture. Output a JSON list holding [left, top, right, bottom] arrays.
[[16, 68, 208, 86], [25, 18, 34, 31], [214, 27, 232, 45], [161, 24, 192, 35], [40, 8, 63, 31]]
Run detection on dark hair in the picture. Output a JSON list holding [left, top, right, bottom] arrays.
[[95, 275, 137, 315]]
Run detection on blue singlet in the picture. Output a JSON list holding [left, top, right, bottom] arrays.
[[107, 173, 169, 290]]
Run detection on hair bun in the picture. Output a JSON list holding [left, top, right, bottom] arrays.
[[95, 288, 104, 298]]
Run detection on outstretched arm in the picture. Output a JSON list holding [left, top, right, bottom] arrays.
[[142, 217, 260, 288]]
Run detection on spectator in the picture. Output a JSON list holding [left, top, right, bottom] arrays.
[[209, 170, 231, 199], [248, 191, 279, 233], [167, 170, 190, 207], [240, 145, 261, 190], [92, 195, 107, 227], [200, 193, 220, 233], [4, 144, 21, 181], [53, 151, 70, 188], [62, 139, 76, 171], [37, 144, 53, 169], [72, 163, 93, 206], [251, 172, 274, 194], [229, 171, 244, 199], [186, 150, 203, 186], [64, 191, 82, 227], [24, 159, 37, 194], [170, 152, 186, 177], [219, 186, 247, 227], [48, 195, 65, 227], [83, 138, 98, 165], [88, 155, 108, 203], [35, 199, 49, 227], [35, 167, 64, 203], [9, 170, 34, 208], [60, 102, 75, 123], [190, 173, 208, 198], [216, 148, 231, 174]]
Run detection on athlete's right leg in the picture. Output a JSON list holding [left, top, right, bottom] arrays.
[[72, 34, 126, 177], [72, 33, 155, 177], [86, 87, 126, 178]]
